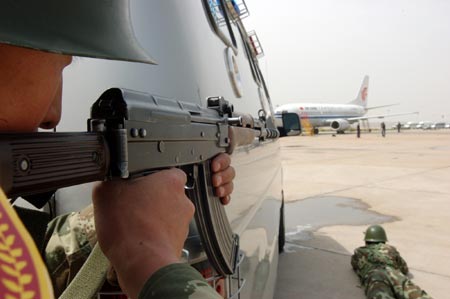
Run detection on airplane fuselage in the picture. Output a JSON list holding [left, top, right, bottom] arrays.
[[275, 103, 366, 127], [275, 76, 376, 132]]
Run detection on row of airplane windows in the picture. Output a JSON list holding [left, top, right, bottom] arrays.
[[299, 106, 359, 111]]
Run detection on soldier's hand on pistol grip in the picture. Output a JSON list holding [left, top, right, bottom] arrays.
[[92, 168, 194, 299]]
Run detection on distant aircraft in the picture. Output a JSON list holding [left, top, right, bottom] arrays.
[[274, 76, 417, 134]]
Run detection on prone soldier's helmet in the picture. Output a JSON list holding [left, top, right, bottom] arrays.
[[364, 225, 388, 243], [0, 0, 155, 64]]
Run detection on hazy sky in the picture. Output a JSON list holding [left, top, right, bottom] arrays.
[[243, 0, 450, 122]]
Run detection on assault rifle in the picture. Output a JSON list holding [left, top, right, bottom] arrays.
[[0, 88, 279, 276]]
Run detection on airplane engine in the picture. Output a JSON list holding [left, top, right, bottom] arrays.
[[331, 119, 350, 131]]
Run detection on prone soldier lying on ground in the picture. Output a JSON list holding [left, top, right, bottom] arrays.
[[351, 225, 432, 299], [0, 1, 234, 298]]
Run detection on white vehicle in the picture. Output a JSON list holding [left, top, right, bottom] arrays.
[[416, 121, 433, 129], [403, 121, 418, 129], [54, 1, 291, 298], [431, 122, 446, 129], [274, 76, 417, 134]]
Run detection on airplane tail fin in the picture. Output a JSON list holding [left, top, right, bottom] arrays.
[[349, 75, 369, 107]]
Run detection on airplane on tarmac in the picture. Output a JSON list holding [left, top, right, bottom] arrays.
[[274, 76, 417, 134]]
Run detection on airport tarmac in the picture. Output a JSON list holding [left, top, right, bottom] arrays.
[[275, 130, 450, 299]]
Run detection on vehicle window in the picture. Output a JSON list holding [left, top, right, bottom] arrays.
[[236, 24, 261, 85], [203, 0, 238, 50], [246, 30, 265, 59], [225, 0, 250, 20]]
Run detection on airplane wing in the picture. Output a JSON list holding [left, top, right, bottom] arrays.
[[347, 111, 419, 122], [365, 103, 399, 110]]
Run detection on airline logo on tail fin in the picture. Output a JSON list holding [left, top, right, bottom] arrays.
[[349, 75, 369, 107], [361, 87, 368, 102]]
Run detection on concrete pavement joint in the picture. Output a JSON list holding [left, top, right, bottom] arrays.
[[286, 242, 450, 279], [285, 241, 350, 257], [361, 184, 450, 196], [298, 164, 450, 200]]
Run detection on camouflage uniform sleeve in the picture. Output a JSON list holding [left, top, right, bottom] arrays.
[[351, 250, 359, 271], [351, 247, 363, 272], [45, 204, 96, 297], [395, 250, 409, 275], [138, 263, 222, 299]]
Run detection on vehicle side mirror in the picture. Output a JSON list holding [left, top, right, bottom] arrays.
[[278, 113, 301, 137]]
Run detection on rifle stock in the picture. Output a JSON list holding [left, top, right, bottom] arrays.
[[0, 88, 279, 276]]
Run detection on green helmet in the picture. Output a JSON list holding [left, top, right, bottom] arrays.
[[0, 0, 156, 64], [364, 225, 388, 243]]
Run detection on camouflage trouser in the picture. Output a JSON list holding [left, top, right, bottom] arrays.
[[364, 267, 433, 299]]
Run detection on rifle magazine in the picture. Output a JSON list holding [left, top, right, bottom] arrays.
[[188, 162, 239, 277]]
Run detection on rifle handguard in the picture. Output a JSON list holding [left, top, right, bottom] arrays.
[[0, 132, 109, 199]]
